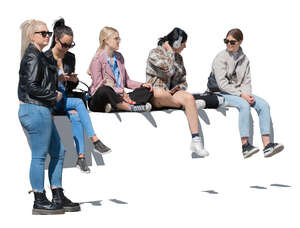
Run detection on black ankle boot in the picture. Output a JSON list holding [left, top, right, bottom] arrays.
[[51, 188, 81, 212], [32, 190, 65, 215]]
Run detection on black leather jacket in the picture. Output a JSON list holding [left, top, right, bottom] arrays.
[[18, 43, 58, 107], [44, 49, 78, 95]]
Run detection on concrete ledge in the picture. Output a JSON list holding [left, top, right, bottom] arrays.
[[51, 104, 274, 168]]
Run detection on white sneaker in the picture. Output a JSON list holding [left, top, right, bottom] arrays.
[[190, 136, 209, 157], [131, 102, 152, 112], [195, 99, 206, 109]]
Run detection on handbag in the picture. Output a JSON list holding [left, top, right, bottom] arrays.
[[207, 72, 220, 92], [207, 59, 241, 92], [128, 87, 153, 105], [66, 80, 90, 108]]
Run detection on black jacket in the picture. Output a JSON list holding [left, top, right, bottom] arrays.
[[18, 43, 58, 107], [44, 49, 78, 95]]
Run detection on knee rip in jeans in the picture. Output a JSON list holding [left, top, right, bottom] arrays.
[[69, 113, 81, 122]]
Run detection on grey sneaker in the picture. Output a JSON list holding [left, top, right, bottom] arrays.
[[264, 143, 284, 157], [76, 157, 91, 173], [105, 103, 112, 113], [131, 102, 152, 112], [242, 142, 259, 158], [93, 140, 111, 154]]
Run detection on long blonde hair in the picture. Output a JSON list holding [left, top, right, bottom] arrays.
[[20, 19, 46, 59], [98, 26, 118, 52], [88, 26, 118, 75]]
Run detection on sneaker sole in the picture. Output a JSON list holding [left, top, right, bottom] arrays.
[[64, 205, 81, 212], [76, 165, 91, 174], [191, 152, 209, 157], [264, 145, 284, 158], [93, 149, 112, 155], [32, 208, 65, 215], [243, 148, 260, 159], [190, 147, 209, 157]]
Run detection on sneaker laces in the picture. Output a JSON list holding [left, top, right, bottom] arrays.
[[264, 143, 276, 150]]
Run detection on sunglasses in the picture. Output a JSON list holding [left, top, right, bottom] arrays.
[[35, 31, 53, 38], [58, 39, 75, 49], [224, 39, 238, 45]]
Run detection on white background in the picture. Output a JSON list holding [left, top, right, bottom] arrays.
[[1, 0, 300, 227]]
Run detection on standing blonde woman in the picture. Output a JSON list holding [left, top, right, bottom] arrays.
[[88, 27, 153, 113], [18, 19, 80, 215], [146, 28, 208, 157]]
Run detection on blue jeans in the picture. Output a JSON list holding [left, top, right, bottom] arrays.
[[221, 94, 271, 138], [67, 112, 85, 155], [18, 103, 65, 192], [64, 98, 96, 155]]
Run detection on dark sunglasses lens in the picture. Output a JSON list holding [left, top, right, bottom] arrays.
[[224, 39, 237, 45], [41, 32, 47, 37], [40, 31, 52, 38]]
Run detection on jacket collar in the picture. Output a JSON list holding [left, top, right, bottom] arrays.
[[26, 43, 42, 56], [97, 49, 122, 81], [226, 47, 245, 62]]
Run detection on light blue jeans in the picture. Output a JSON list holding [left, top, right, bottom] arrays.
[[18, 103, 65, 192], [221, 94, 271, 138], [64, 97, 96, 155]]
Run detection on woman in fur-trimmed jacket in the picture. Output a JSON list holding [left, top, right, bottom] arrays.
[[146, 27, 208, 157]]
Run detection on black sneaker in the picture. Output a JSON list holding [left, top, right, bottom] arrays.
[[76, 157, 91, 173], [93, 140, 111, 154], [242, 142, 260, 158], [264, 143, 284, 158]]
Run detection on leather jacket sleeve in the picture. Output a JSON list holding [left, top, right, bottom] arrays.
[[24, 53, 57, 103]]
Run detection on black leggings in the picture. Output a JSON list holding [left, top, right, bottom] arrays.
[[88, 86, 153, 112]]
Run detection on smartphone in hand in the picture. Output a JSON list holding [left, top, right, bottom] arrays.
[[69, 73, 78, 77]]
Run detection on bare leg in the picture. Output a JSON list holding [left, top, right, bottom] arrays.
[[262, 134, 270, 147], [151, 88, 208, 156], [152, 88, 198, 134], [116, 101, 131, 111], [241, 137, 248, 145], [173, 91, 199, 134]]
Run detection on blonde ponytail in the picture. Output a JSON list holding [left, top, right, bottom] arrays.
[[20, 19, 46, 59]]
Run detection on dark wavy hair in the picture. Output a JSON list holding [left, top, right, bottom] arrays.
[[50, 18, 73, 48], [158, 27, 188, 47]]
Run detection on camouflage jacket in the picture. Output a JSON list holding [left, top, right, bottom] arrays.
[[146, 46, 187, 91]]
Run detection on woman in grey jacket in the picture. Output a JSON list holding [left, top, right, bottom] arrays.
[[209, 28, 284, 158]]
